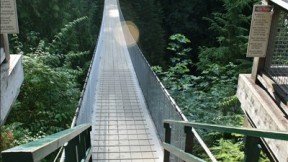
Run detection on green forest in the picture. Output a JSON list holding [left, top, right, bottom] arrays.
[[1, 0, 271, 161]]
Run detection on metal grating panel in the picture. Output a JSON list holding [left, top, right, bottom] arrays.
[[265, 9, 288, 96]]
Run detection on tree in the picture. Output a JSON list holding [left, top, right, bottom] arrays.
[[3, 0, 103, 151], [156, 0, 223, 65], [197, 0, 258, 70]]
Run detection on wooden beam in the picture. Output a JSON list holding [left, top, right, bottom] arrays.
[[251, 57, 265, 82], [257, 73, 288, 115]]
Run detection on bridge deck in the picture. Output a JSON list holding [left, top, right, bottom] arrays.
[[90, 0, 163, 161]]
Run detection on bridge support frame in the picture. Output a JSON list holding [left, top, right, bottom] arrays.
[[244, 136, 261, 162], [184, 126, 194, 155], [164, 123, 171, 162]]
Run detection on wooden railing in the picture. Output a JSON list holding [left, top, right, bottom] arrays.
[[163, 120, 288, 162], [1, 124, 92, 162]]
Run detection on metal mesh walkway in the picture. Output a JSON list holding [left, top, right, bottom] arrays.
[[90, 0, 163, 161]]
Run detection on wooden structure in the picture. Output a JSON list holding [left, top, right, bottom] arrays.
[[0, 0, 23, 125], [237, 0, 288, 161], [0, 35, 24, 125]]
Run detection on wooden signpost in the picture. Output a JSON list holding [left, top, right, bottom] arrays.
[[0, 0, 19, 62], [1, 0, 19, 33], [247, 5, 273, 57]]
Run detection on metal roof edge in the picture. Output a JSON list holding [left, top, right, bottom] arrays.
[[270, 0, 288, 10]]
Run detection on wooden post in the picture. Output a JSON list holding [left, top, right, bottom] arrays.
[[0, 35, 5, 63], [3, 34, 10, 63], [184, 126, 194, 154], [78, 133, 85, 162], [65, 137, 79, 162], [244, 136, 261, 162], [243, 116, 252, 128], [164, 123, 171, 162], [251, 3, 279, 83], [251, 57, 265, 82], [86, 127, 92, 162]]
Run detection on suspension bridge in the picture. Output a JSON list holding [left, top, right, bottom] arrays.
[[1, 0, 288, 161]]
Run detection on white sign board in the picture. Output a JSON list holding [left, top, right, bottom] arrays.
[[0, 0, 19, 34], [247, 5, 273, 57]]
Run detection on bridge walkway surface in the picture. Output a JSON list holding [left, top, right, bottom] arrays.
[[90, 0, 163, 161]]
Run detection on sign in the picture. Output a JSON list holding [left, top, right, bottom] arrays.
[[247, 5, 273, 57], [0, 0, 19, 34]]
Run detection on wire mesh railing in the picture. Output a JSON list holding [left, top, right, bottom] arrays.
[[73, 4, 106, 126], [265, 4, 288, 97]]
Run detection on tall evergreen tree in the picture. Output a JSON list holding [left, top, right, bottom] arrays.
[[197, 0, 258, 70], [156, 0, 223, 62]]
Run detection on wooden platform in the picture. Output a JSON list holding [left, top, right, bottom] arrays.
[[237, 74, 288, 162]]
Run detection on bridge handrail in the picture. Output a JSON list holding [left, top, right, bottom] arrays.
[[1, 124, 92, 162], [164, 120, 288, 140], [163, 120, 288, 162]]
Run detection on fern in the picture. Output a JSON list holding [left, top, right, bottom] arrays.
[[218, 95, 239, 114], [210, 138, 244, 161], [10, 34, 23, 54], [49, 16, 88, 54], [34, 40, 45, 56]]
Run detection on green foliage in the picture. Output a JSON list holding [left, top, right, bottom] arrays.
[[174, 63, 242, 124], [7, 18, 89, 135], [157, 0, 223, 54], [0, 123, 46, 162], [152, 34, 192, 90], [167, 34, 192, 56], [211, 138, 244, 161], [154, 2, 268, 155], [154, 33, 247, 160], [49, 17, 88, 54], [197, 0, 257, 70], [154, 34, 242, 124], [153, 0, 270, 160], [2, 0, 97, 154], [1, 123, 46, 147], [15, 0, 100, 44], [5, 13, 98, 152], [8, 54, 80, 134]]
